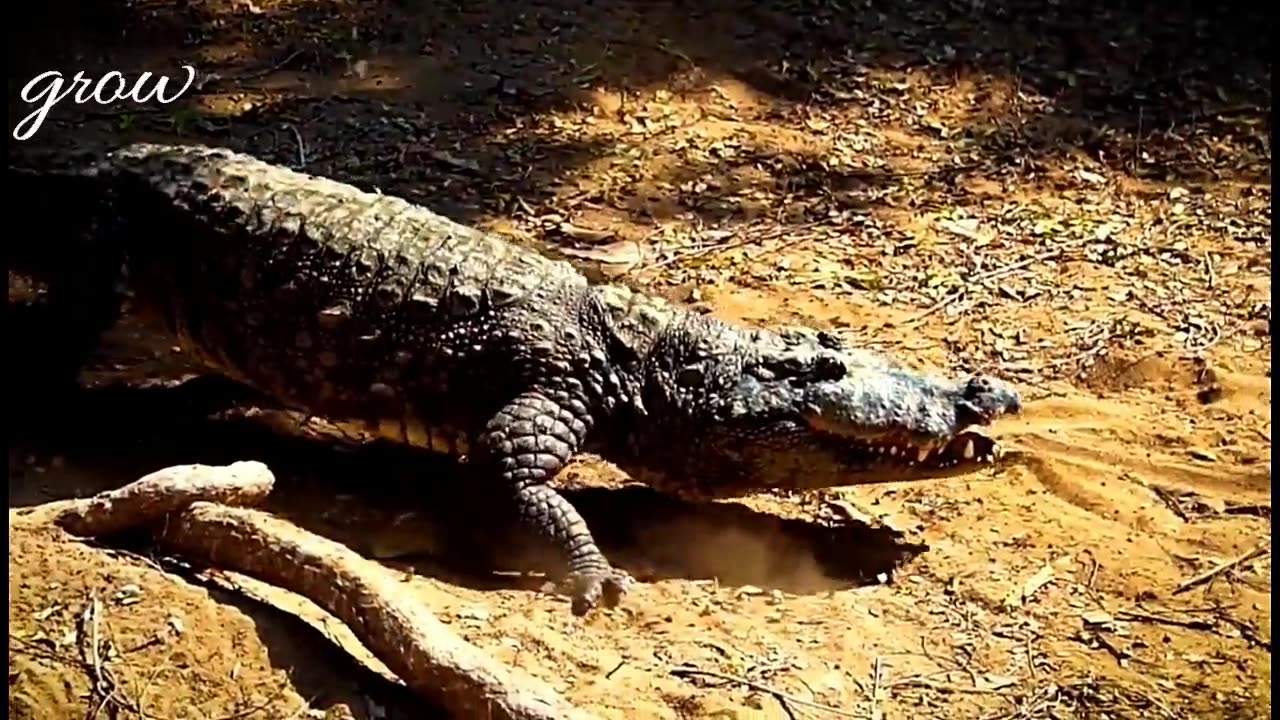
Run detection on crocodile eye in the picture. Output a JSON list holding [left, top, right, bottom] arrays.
[[811, 355, 845, 382], [774, 356, 809, 375], [762, 354, 845, 383], [816, 331, 843, 350], [675, 365, 705, 387]]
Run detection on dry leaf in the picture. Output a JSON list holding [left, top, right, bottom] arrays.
[[558, 239, 644, 267], [977, 674, 1018, 691], [1004, 563, 1055, 608], [114, 583, 143, 606], [936, 217, 992, 245], [1076, 169, 1106, 184], [32, 605, 60, 621], [558, 222, 616, 243], [429, 150, 480, 172]]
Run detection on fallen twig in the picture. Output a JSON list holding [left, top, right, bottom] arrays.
[[671, 665, 860, 719], [655, 40, 695, 68], [1115, 604, 1271, 648], [844, 161, 983, 179], [869, 656, 884, 720], [284, 124, 308, 168], [903, 288, 967, 325], [889, 677, 1016, 695], [75, 593, 142, 720], [968, 238, 1090, 284], [1114, 608, 1216, 631], [1148, 485, 1192, 522], [645, 222, 819, 272], [1222, 503, 1271, 520], [1215, 614, 1272, 652], [1172, 541, 1271, 595], [201, 49, 307, 86]]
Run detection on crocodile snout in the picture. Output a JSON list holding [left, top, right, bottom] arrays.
[[956, 375, 1023, 427]]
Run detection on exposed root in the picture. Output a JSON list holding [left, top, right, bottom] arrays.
[[159, 502, 595, 720], [9, 461, 597, 720]]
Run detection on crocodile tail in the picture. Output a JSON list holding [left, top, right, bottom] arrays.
[[8, 162, 129, 393]]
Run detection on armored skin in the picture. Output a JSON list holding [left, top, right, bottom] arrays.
[[12, 143, 1023, 614]]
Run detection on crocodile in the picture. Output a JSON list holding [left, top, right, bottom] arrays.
[[11, 142, 1023, 615]]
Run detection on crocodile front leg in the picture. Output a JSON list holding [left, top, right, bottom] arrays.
[[476, 388, 632, 615]]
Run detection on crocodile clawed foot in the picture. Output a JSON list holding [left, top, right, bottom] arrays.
[[563, 565, 633, 616]]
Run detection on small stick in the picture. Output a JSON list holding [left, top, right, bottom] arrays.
[[1172, 542, 1271, 595], [1222, 503, 1271, 519], [903, 288, 966, 325], [968, 238, 1090, 284], [1149, 485, 1191, 522], [869, 656, 883, 720], [889, 677, 1015, 695], [1114, 608, 1216, 631], [89, 594, 105, 699], [204, 49, 306, 85], [655, 40, 695, 68], [284, 124, 308, 168], [671, 666, 860, 719], [89, 595, 102, 680]]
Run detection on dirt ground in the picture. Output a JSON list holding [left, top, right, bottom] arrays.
[[7, 1, 1271, 718]]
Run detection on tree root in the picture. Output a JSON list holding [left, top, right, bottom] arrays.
[[10, 461, 597, 720]]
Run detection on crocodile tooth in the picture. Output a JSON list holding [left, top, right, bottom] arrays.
[[917, 446, 930, 463], [962, 439, 976, 460], [889, 446, 898, 456]]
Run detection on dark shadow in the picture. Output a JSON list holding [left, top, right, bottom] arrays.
[[659, 0, 1272, 183], [8, 372, 928, 599], [266, 461, 929, 597], [8, 0, 1269, 240], [187, 95, 622, 227]]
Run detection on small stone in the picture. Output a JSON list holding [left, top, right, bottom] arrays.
[[455, 606, 491, 621], [1081, 609, 1114, 626]]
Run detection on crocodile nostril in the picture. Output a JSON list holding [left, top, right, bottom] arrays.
[[964, 375, 996, 395], [961, 375, 1023, 417]]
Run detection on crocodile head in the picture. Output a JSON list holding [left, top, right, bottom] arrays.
[[621, 317, 1023, 498]]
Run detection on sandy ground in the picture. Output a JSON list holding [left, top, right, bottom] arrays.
[[7, 1, 1271, 718]]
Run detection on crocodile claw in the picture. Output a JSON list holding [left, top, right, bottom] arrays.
[[564, 566, 633, 616]]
